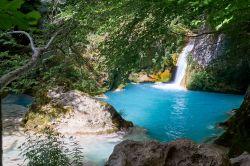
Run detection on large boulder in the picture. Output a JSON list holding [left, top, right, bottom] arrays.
[[230, 152, 250, 166], [46, 88, 133, 135], [106, 139, 231, 166]]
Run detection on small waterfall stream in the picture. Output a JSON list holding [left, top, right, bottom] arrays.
[[153, 40, 194, 90]]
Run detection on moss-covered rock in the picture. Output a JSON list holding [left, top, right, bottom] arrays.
[[22, 103, 73, 132], [129, 69, 172, 83], [23, 86, 133, 134], [186, 25, 250, 94]]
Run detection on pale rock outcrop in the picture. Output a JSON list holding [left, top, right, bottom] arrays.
[[230, 152, 250, 166], [47, 88, 133, 135], [191, 25, 226, 67], [106, 139, 231, 166]]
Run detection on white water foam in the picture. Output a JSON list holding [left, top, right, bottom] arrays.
[[153, 40, 194, 90]]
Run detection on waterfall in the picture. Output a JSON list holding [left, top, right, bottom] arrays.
[[152, 40, 194, 90]]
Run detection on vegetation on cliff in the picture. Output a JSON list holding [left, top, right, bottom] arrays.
[[186, 32, 250, 94], [1, 0, 249, 95], [0, 0, 249, 165]]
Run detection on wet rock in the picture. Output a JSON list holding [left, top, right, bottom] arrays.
[[106, 139, 231, 166], [191, 25, 226, 67]]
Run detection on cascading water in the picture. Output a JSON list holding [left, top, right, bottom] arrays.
[[152, 40, 195, 90]]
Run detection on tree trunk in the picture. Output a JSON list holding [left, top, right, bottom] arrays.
[[0, 31, 58, 166], [0, 50, 40, 91]]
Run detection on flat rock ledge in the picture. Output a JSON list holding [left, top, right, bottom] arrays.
[[48, 88, 133, 135], [106, 139, 231, 166]]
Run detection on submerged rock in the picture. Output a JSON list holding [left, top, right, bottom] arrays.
[[47, 88, 133, 135], [2, 104, 27, 135], [106, 139, 231, 166]]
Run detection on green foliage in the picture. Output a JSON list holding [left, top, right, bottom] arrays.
[[31, 0, 249, 93], [161, 0, 250, 32], [187, 70, 216, 91], [205, 0, 250, 32], [0, 0, 41, 30], [1, 0, 249, 94], [0, 51, 39, 93], [53, 0, 189, 89], [19, 128, 84, 166]]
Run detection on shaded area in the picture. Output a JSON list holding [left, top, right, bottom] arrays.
[[215, 86, 250, 157], [2, 94, 32, 135]]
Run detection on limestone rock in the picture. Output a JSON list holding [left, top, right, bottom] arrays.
[[106, 139, 231, 166], [191, 25, 226, 67], [47, 88, 133, 135], [230, 152, 250, 166]]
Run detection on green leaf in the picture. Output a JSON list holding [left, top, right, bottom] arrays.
[[25, 11, 41, 25], [0, 0, 24, 10]]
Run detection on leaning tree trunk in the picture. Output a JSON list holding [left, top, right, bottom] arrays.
[[0, 31, 58, 166]]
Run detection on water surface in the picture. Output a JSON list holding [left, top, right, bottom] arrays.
[[105, 83, 243, 142]]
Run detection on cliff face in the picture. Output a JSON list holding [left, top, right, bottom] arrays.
[[215, 86, 250, 157], [191, 26, 226, 67], [185, 26, 250, 94]]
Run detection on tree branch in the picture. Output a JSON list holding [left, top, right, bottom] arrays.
[[169, 29, 219, 38], [0, 31, 59, 91], [7, 31, 36, 53], [43, 31, 60, 50]]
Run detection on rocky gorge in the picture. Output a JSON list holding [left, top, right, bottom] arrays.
[[105, 85, 250, 166], [103, 25, 250, 166], [185, 26, 250, 94], [2, 31, 250, 166]]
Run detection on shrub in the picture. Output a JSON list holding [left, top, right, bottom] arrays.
[[19, 128, 84, 166]]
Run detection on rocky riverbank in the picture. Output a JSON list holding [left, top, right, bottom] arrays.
[[2, 103, 27, 166], [215, 86, 250, 157], [2, 89, 134, 166], [106, 139, 250, 166], [23, 87, 133, 134]]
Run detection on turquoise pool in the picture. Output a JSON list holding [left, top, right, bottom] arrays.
[[105, 83, 243, 142]]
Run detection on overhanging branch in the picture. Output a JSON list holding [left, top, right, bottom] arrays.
[[7, 31, 36, 53], [0, 31, 59, 91]]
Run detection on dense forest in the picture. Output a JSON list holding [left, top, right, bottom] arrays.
[[0, 0, 250, 166]]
